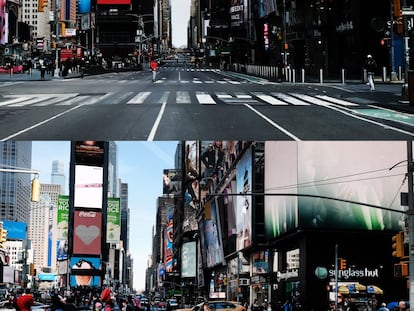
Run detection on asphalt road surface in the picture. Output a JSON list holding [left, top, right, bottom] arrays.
[[0, 62, 413, 140]]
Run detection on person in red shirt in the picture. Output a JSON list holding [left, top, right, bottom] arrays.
[[150, 58, 158, 82], [16, 293, 34, 311]]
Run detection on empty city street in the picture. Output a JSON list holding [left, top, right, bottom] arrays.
[[0, 63, 413, 140]]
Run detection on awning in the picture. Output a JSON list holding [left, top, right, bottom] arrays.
[[347, 283, 366, 293], [366, 285, 383, 294], [337, 285, 350, 294]]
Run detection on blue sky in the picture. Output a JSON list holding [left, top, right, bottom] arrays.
[[171, 0, 191, 48], [32, 141, 179, 292]]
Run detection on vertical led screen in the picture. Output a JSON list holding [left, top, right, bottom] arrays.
[[70, 257, 101, 286], [164, 203, 174, 272], [73, 210, 102, 255], [181, 241, 196, 278], [163, 169, 181, 195], [183, 141, 200, 233], [264, 141, 298, 238], [224, 180, 237, 237], [106, 197, 121, 244], [203, 199, 224, 268], [74, 165, 103, 209], [236, 147, 252, 251], [264, 141, 408, 239], [0, 0, 7, 45], [57, 195, 69, 261], [258, 0, 278, 18], [69, 141, 108, 288]]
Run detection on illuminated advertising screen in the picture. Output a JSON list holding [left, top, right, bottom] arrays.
[[236, 147, 252, 251], [252, 250, 269, 274], [74, 165, 103, 209], [78, 0, 91, 14], [183, 141, 200, 233], [73, 210, 102, 255], [3, 221, 26, 240], [164, 203, 174, 272], [264, 141, 408, 239], [163, 169, 182, 195], [75, 141, 105, 165], [203, 199, 224, 268], [181, 241, 196, 278], [70, 256, 101, 287], [57, 195, 69, 240], [106, 197, 121, 244]]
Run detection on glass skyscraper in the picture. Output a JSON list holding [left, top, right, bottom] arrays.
[[0, 142, 32, 223]]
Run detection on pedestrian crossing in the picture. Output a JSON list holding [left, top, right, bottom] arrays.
[[86, 77, 244, 85], [0, 91, 361, 108]]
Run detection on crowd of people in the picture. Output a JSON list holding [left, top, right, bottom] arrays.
[[5, 287, 146, 311]]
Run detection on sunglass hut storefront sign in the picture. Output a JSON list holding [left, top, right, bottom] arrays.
[[328, 267, 380, 280]]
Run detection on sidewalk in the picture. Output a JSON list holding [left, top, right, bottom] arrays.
[[0, 69, 82, 81]]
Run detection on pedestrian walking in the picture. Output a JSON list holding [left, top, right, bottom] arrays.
[[150, 58, 158, 82], [364, 54, 377, 91], [378, 303, 390, 311]]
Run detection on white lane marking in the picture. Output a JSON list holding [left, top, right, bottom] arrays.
[[147, 102, 167, 141], [244, 104, 301, 141], [1, 104, 87, 141]]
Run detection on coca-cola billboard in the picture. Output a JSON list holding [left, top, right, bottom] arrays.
[[73, 210, 102, 255]]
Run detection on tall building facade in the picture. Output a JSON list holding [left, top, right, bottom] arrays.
[[51, 160, 65, 194], [108, 142, 118, 198], [29, 183, 61, 273], [0, 142, 32, 223]]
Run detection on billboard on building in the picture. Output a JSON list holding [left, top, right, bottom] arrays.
[[236, 147, 252, 251], [70, 256, 101, 287], [106, 197, 121, 244], [57, 195, 69, 240], [2, 221, 26, 240], [73, 210, 102, 255], [203, 199, 224, 268], [181, 241, 196, 278], [164, 203, 174, 272], [163, 169, 181, 195], [183, 141, 200, 232], [74, 165, 103, 209], [264, 141, 408, 239]]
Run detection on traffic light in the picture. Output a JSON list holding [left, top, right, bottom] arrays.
[[394, 262, 409, 277], [392, 232, 404, 258], [29, 263, 35, 276], [59, 22, 66, 37], [339, 258, 347, 270], [393, 0, 401, 18], [31, 178, 40, 202], [37, 0, 48, 12]]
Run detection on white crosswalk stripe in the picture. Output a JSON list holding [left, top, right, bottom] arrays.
[[176, 91, 191, 104], [196, 92, 216, 105], [0, 91, 361, 108], [127, 92, 151, 104]]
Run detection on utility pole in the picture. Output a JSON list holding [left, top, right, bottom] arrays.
[[335, 244, 339, 311], [407, 140, 414, 308]]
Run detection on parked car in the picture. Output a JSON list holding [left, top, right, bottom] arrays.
[[167, 299, 179, 309]]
